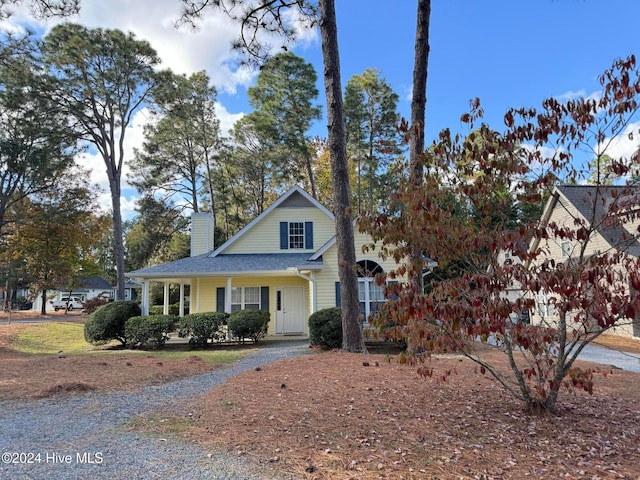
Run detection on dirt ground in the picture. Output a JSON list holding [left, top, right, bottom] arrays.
[[2, 311, 640, 479], [0, 312, 217, 401]]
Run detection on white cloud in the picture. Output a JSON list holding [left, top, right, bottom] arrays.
[[553, 89, 601, 103], [215, 102, 244, 136], [9, 0, 258, 94], [596, 121, 640, 161]]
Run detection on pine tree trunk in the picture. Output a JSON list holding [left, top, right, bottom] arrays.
[[408, 0, 431, 292], [319, 0, 366, 353], [108, 170, 126, 301]]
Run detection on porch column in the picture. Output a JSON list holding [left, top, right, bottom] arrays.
[[311, 272, 317, 314], [141, 281, 150, 316], [195, 278, 200, 313], [179, 283, 185, 317], [225, 277, 232, 313], [163, 282, 170, 315]]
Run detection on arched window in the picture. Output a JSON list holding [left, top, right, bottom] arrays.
[[356, 260, 384, 324]]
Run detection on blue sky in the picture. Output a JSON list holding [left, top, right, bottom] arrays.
[[4, 0, 640, 218]]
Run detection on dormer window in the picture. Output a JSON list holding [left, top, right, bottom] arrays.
[[280, 221, 313, 250], [289, 222, 305, 249]]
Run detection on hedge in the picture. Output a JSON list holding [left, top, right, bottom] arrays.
[[149, 304, 189, 316], [84, 301, 141, 346], [178, 312, 228, 347], [309, 307, 342, 349], [228, 309, 270, 344], [124, 315, 178, 349]]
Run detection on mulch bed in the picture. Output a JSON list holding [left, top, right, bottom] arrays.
[[172, 348, 640, 480]]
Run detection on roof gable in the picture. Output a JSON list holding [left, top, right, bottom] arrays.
[[534, 185, 640, 257], [211, 185, 334, 257]]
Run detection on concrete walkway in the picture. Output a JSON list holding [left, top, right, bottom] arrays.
[[579, 343, 640, 373]]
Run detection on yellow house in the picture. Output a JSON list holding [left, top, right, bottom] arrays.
[[126, 186, 402, 336]]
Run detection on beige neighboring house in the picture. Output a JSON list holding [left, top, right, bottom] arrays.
[[126, 186, 404, 336], [529, 185, 640, 338]]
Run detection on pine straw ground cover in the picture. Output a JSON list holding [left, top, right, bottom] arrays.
[[147, 345, 640, 480]]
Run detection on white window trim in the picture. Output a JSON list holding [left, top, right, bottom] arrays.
[[231, 286, 261, 311], [289, 221, 305, 249], [358, 278, 385, 325]]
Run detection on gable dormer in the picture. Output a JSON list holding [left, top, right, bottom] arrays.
[[210, 186, 335, 256]]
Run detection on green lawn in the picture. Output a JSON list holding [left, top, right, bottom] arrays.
[[10, 321, 252, 364]]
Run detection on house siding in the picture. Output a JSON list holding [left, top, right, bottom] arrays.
[[224, 207, 335, 255], [194, 275, 310, 335]]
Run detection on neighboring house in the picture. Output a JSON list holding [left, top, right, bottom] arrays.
[[126, 186, 404, 336], [32, 276, 116, 311], [528, 185, 640, 338], [124, 279, 141, 302]]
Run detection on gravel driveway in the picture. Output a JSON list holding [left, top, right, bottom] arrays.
[[0, 339, 311, 480]]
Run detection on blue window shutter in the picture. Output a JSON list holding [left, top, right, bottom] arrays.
[[335, 282, 341, 307], [280, 222, 288, 249], [261, 286, 269, 311], [216, 287, 225, 312], [304, 221, 313, 249]]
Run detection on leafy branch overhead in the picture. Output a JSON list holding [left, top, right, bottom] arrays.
[[178, 0, 319, 64]]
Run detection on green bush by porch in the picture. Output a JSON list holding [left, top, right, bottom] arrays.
[[125, 315, 178, 349], [178, 312, 229, 347], [149, 304, 189, 316], [228, 310, 270, 344], [309, 307, 342, 349], [84, 300, 141, 346]]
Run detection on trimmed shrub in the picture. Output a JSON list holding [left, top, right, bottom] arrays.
[[178, 312, 228, 347], [149, 304, 189, 316], [83, 297, 109, 315], [228, 309, 270, 344], [84, 300, 141, 346], [309, 307, 342, 349], [124, 315, 178, 349]]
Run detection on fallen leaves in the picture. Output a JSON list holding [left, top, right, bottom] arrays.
[[177, 349, 640, 479]]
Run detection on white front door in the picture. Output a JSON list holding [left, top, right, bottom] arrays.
[[275, 287, 305, 334]]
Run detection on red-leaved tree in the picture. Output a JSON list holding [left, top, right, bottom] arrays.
[[360, 55, 640, 413]]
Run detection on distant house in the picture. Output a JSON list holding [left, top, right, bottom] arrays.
[[528, 185, 640, 338], [126, 186, 406, 336], [32, 276, 116, 311]]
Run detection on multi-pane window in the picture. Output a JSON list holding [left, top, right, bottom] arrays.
[[358, 280, 384, 324], [289, 222, 305, 249], [231, 286, 260, 311], [535, 293, 556, 318], [356, 259, 385, 325]]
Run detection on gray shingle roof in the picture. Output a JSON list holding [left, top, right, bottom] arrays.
[[126, 253, 324, 279], [81, 276, 114, 289], [558, 185, 640, 257]]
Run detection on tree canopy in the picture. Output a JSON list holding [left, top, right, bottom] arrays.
[[42, 23, 160, 300]]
